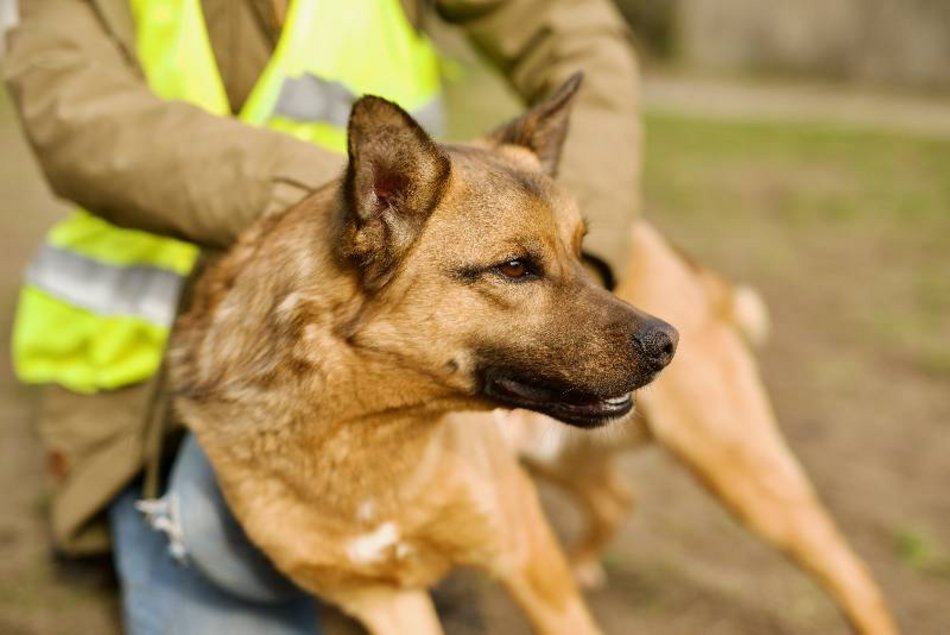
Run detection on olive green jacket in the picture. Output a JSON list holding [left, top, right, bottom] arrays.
[[3, 0, 641, 555]]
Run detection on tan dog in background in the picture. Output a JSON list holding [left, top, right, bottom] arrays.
[[170, 75, 679, 635], [503, 220, 899, 635]]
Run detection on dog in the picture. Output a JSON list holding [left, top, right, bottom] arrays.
[[168, 74, 678, 635], [501, 221, 900, 635]]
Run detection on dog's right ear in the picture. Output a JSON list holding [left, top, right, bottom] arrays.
[[341, 96, 451, 290], [488, 72, 583, 177]]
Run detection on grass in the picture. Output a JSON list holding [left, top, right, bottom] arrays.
[[641, 112, 950, 377], [893, 527, 950, 580], [643, 112, 950, 225]]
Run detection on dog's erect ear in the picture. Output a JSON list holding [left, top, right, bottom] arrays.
[[488, 72, 583, 176], [342, 96, 451, 289]]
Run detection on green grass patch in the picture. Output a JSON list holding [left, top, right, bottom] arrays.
[[643, 111, 950, 225], [642, 111, 950, 373], [893, 527, 950, 580]]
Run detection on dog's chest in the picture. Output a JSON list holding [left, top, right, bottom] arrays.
[[338, 521, 448, 586], [344, 500, 415, 565], [338, 489, 500, 585]]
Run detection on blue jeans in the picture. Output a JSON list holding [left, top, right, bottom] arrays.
[[109, 434, 321, 635]]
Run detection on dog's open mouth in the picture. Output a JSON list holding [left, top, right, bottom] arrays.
[[482, 372, 634, 428]]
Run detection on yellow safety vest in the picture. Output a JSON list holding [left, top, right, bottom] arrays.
[[12, 0, 441, 394]]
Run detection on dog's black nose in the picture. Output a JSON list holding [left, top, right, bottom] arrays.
[[633, 318, 679, 372]]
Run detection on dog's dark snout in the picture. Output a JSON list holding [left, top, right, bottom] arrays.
[[633, 318, 679, 372]]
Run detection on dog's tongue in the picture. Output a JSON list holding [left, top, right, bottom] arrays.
[[494, 376, 550, 402], [495, 376, 601, 406]]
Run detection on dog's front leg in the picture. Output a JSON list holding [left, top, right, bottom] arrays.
[[331, 587, 443, 635], [494, 469, 603, 635]]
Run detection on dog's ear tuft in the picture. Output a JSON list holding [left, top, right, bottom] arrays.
[[342, 96, 451, 289], [488, 72, 583, 177]]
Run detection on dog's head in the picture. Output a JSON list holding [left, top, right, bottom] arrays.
[[338, 74, 677, 427]]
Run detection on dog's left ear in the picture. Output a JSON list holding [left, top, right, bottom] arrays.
[[489, 72, 583, 177], [342, 96, 451, 289]]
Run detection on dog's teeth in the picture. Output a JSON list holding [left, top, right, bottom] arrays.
[[605, 395, 629, 405]]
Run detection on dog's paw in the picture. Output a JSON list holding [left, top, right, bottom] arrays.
[[572, 560, 607, 590]]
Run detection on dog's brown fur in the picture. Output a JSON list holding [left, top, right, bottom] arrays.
[[504, 221, 899, 635], [169, 76, 677, 634]]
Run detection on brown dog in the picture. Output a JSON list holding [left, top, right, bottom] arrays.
[[169, 75, 677, 634], [504, 221, 899, 635]]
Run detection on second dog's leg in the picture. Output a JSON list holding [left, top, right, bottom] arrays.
[[494, 469, 604, 635], [641, 330, 899, 635], [570, 466, 635, 589], [527, 457, 634, 588]]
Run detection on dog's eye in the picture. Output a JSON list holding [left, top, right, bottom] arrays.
[[496, 259, 532, 280]]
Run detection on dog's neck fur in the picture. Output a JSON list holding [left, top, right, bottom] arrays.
[[175, 183, 480, 506]]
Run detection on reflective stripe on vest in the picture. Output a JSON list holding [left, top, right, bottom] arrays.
[[26, 245, 185, 327], [12, 0, 442, 393], [272, 74, 443, 133]]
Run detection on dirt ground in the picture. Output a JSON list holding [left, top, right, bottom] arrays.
[[1, 65, 948, 634]]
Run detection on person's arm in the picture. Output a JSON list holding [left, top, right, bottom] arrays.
[[3, 0, 343, 248], [437, 0, 642, 280]]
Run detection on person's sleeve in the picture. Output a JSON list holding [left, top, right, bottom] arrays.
[[2, 0, 344, 248], [436, 0, 642, 279]]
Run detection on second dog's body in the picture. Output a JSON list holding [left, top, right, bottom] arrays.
[[504, 221, 899, 635]]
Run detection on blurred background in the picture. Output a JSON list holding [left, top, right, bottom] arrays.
[[1, 1, 948, 633]]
